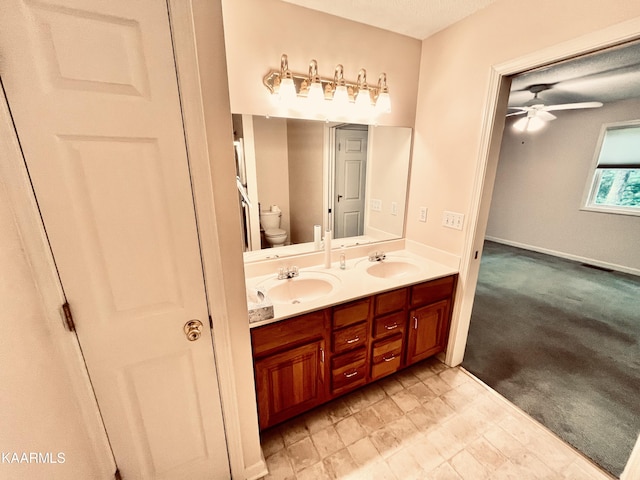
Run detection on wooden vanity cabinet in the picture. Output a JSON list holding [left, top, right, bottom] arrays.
[[406, 276, 456, 365], [250, 274, 457, 430], [251, 310, 329, 430]]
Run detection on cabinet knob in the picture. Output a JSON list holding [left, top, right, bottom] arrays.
[[346, 336, 360, 344]]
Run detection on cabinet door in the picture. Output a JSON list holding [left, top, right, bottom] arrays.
[[406, 300, 451, 365], [255, 339, 326, 429]]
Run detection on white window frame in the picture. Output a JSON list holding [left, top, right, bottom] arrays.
[[581, 119, 640, 217]]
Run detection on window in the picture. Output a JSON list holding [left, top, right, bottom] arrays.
[[584, 122, 640, 215]]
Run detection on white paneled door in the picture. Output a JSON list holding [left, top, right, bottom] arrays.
[[0, 1, 230, 479], [334, 127, 368, 238]]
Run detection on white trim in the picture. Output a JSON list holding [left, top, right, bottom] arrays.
[[485, 236, 640, 277], [167, 2, 266, 479], [456, 15, 640, 479], [0, 79, 114, 477], [580, 120, 640, 217]]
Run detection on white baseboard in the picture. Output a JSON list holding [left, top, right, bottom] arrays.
[[485, 236, 640, 277], [243, 457, 268, 480]]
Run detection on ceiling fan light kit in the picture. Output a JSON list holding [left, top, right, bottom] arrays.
[[507, 83, 604, 133]]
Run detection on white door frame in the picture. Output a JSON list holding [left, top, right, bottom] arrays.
[[167, 2, 265, 479], [449, 15, 640, 478]]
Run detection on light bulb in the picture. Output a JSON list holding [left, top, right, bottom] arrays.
[[375, 92, 391, 113], [307, 81, 325, 106], [527, 116, 546, 132], [278, 77, 297, 104]]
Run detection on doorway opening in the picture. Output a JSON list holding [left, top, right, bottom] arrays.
[[464, 39, 640, 477]]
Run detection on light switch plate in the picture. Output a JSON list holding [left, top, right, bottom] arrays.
[[442, 211, 464, 230], [371, 199, 382, 212], [391, 202, 398, 216], [419, 206, 427, 222]]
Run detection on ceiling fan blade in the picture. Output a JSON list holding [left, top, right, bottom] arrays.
[[537, 110, 557, 121], [543, 101, 604, 112], [506, 110, 526, 117]]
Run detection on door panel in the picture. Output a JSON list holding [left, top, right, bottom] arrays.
[[407, 300, 451, 365], [334, 127, 368, 238], [0, 1, 229, 478]]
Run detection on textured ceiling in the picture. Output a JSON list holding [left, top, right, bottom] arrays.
[[280, 0, 499, 40], [509, 40, 640, 107]]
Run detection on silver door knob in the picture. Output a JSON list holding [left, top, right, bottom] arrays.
[[184, 320, 203, 341]]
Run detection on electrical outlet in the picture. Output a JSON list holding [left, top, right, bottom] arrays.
[[442, 211, 464, 230], [391, 202, 398, 216], [370, 199, 382, 212], [419, 206, 428, 222]]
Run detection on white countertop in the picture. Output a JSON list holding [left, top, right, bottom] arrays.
[[245, 249, 458, 328]]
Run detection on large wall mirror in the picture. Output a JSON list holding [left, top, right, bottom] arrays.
[[233, 114, 412, 262]]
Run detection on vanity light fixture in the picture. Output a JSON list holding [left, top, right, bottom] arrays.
[[277, 54, 297, 104], [355, 68, 372, 113], [263, 54, 391, 115], [305, 59, 325, 107]]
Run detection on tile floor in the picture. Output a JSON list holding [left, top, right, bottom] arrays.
[[259, 358, 615, 480]]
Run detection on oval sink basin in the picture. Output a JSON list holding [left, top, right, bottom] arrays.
[[259, 272, 340, 305], [366, 260, 419, 279]]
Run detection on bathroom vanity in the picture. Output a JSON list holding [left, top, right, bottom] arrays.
[[247, 253, 457, 430]]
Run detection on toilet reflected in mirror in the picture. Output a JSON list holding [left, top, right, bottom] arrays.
[[260, 207, 287, 248]]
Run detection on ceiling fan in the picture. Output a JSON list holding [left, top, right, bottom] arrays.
[[506, 83, 603, 132]]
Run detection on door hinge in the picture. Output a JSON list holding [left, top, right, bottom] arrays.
[[114, 467, 122, 480], [208, 315, 213, 329], [62, 302, 75, 332], [338, 142, 341, 151]]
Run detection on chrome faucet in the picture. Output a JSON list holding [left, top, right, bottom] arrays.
[[368, 251, 386, 262], [277, 266, 299, 280]]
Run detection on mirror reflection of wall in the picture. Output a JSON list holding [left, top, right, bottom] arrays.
[[232, 114, 412, 261]]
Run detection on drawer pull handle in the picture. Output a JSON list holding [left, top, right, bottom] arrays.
[[346, 336, 360, 344], [344, 370, 358, 378], [413, 316, 418, 329], [384, 323, 399, 330], [383, 354, 396, 362]]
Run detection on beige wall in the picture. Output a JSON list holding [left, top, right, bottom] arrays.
[[253, 116, 291, 238], [287, 119, 324, 244], [487, 98, 640, 272], [406, 0, 640, 256], [367, 126, 412, 237], [220, 0, 421, 127]]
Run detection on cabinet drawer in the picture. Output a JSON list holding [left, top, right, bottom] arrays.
[[251, 310, 327, 358], [371, 334, 403, 380], [332, 298, 370, 329], [373, 311, 406, 338], [375, 288, 407, 316], [332, 321, 367, 354], [331, 348, 367, 395], [410, 276, 455, 307]]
